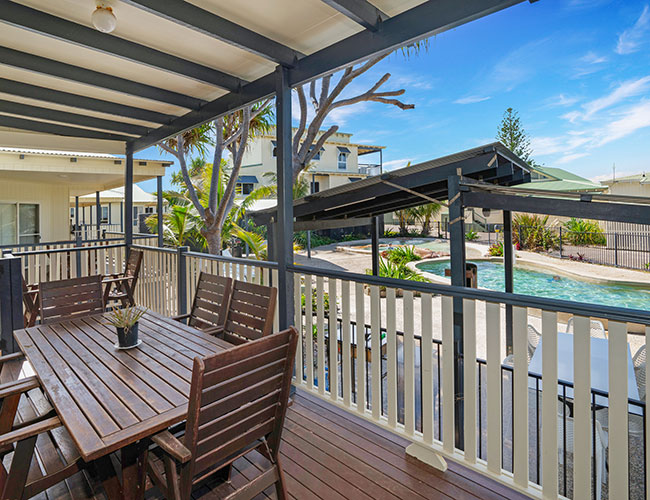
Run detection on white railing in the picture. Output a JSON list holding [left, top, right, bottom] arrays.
[[289, 265, 649, 500]]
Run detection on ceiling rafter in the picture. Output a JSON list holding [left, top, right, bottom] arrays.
[[320, 0, 388, 30], [0, 100, 150, 136], [0, 115, 133, 142], [0, 78, 174, 125], [0, 0, 245, 91], [120, 0, 304, 66], [0, 46, 206, 110]]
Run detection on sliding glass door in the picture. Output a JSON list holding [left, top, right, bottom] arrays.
[[19, 204, 40, 244], [0, 203, 17, 245]]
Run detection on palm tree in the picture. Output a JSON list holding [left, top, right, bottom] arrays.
[[412, 203, 442, 235]]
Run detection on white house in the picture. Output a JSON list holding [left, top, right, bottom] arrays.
[[236, 127, 384, 194], [0, 147, 169, 245]]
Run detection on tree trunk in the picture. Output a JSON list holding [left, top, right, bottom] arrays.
[[204, 228, 221, 256]]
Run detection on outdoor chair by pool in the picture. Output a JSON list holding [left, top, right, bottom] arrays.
[[527, 324, 541, 362], [103, 248, 143, 307], [566, 317, 607, 339], [146, 327, 298, 500], [213, 280, 277, 345], [633, 345, 646, 401], [39, 275, 104, 324], [173, 272, 233, 335], [22, 279, 39, 328]]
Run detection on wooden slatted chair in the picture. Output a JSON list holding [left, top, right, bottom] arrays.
[[173, 273, 233, 335], [146, 327, 298, 500], [39, 275, 105, 325], [214, 280, 277, 345], [22, 280, 39, 328], [103, 248, 143, 307], [0, 376, 90, 499]]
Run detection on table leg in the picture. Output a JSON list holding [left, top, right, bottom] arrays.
[[121, 440, 149, 500]]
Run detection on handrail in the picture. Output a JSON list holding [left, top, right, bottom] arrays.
[[9, 242, 126, 257], [289, 263, 650, 325], [131, 244, 176, 255], [185, 250, 279, 269]]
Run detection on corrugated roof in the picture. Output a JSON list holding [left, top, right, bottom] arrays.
[[520, 166, 604, 192], [0, 147, 171, 164]]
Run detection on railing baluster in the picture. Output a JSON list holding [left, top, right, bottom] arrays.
[[341, 280, 352, 408], [272, 268, 279, 332], [386, 287, 397, 428], [329, 276, 338, 402], [293, 272, 303, 385], [403, 290, 415, 436], [441, 295, 454, 453], [541, 311, 558, 498], [422, 293, 434, 445], [370, 284, 381, 420], [355, 282, 366, 415], [463, 298, 477, 462], [512, 306, 529, 488], [305, 275, 314, 390], [316, 276, 325, 395], [486, 301, 502, 474], [573, 316, 591, 498], [609, 320, 629, 499]]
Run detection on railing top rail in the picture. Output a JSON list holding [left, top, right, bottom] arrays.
[[131, 244, 177, 255], [8, 242, 126, 257], [185, 250, 279, 269], [289, 263, 650, 326]]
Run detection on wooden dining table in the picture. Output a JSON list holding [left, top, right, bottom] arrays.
[[13, 309, 233, 500]]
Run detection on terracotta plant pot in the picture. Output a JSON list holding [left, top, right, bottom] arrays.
[[116, 322, 139, 348]]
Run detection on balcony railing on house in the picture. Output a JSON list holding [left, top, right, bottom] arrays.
[[4, 242, 648, 500]]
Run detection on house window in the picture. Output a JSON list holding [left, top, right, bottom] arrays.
[[70, 207, 75, 219], [338, 152, 347, 170], [0, 204, 17, 245], [0, 203, 41, 245], [272, 140, 277, 157], [239, 183, 255, 195], [133, 207, 139, 227], [145, 206, 155, 214], [101, 206, 109, 223], [311, 181, 320, 193]]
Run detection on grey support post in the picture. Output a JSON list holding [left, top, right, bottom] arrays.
[[275, 65, 294, 330], [177, 246, 188, 315], [503, 210, 514, 355], [125, 144, 134, 247], [371, 216, 380, 276], [95, 190, 101, 237], [157, 175, 164, 247], [447, 173, 465, 450], [0, 254, 24, 354], [75, 195, 82, 276]]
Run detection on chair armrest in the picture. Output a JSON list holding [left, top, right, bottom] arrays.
[[172, 313, 191, 322], [203, 325, 224, 336], [0, 416, 61, 448], [102, 276, 132, 284], [0, 376, 39, 399], [151, 430, 191, 464], [0, 352, 24, 366]]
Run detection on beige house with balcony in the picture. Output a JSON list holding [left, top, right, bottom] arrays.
[[0, 147, 169, 244], [236, 127, 384, 195]]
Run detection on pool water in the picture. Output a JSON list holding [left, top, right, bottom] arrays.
[[416, 260, 650, 311]]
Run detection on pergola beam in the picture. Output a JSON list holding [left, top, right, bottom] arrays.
[[131, 0, 526, 151], [0, 99, 149, 136], [0, 78, 174, 124], [0, 1, 245, 91], [0, 47, 205, 110], [0, 115, 133, 142], [121, 0, 303, 66], [320, 0, 387, 30]]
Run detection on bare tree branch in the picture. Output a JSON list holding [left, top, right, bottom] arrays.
[[208, 116, 224, 215], [176, 135, 205, 219], [309, 80, 318, 110], [303, 126, 338, 165]]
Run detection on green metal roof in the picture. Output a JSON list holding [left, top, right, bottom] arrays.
[[519, 166, 605, 192]]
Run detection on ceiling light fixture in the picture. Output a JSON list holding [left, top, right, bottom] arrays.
[[91, 3, 116, 33]]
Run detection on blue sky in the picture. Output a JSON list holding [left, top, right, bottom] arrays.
[[137, 0, 650, 192]]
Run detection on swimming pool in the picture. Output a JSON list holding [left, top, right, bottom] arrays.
[[345, 239, 450, 253], [416, 259, 650, 310]]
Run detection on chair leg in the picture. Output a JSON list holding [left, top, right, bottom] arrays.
[[2, 435, 37, 500], [274, 458, 288, 500]]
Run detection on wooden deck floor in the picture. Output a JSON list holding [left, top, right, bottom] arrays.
[[156, 390, 529, 500]]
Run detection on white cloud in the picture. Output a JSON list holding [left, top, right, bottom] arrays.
[[546, 94, 581, 108], [616, 5, 650, 54], [556, 152, 588, 164], [597, 99, 650, 145], [383, 158, 414, 171], [590, 170, 639, 182], [454, 95, 491, 105], [580, 52, 608, 65]]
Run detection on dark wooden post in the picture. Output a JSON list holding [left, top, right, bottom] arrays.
[[503, 210, 514, 356], [95, 190, 101, 237], [125, 144, 134, 247], [120, 202, 124, 232], [447, 173, 465, 450], [371, 216, 380, 276], [75, 195, 82, 276], [275, 65, 294, 330], [156, 175, 164, 248], [177, 246, 188, 316], [0, 254, 24, 354]]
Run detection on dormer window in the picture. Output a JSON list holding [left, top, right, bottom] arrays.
[[337, 146, 350, 170]]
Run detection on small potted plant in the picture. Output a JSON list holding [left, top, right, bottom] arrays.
[[106, 306, 146, 349]]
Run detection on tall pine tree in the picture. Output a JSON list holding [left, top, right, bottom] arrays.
[[496, 108, 536, 166]]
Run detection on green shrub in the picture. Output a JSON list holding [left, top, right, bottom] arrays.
[[513, 214, 558, 251], [367, 257, 429, 282], [301, 289, 331, 314], [383, 229, 398, 238], [465, 230, 479, 241], [563, 218, 606, 246], [293, 231, 334, 249], [488, 241, 504, 256], [385, 246, 421, 266]]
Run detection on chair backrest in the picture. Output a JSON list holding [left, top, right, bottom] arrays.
[[39, 275, 104, 324], [125, 249, 143, 280], [566, 317, 607, 339], [634, 345, 646, 400], [188, 273, 233, 331], [222, 280, 277, 345], [183, 327, 298, 484]]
